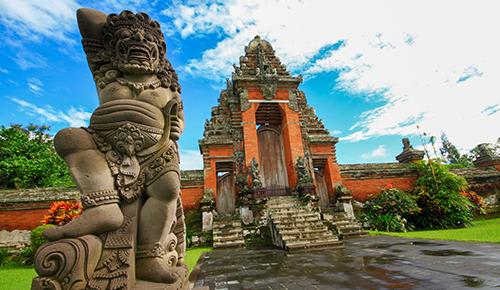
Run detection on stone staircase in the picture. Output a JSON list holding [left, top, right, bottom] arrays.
[[322, 210, 368, 239], [265, 196, 343, 252], [212, 215, 245, 249]]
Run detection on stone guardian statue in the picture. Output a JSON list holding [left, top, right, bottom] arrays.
[[32, 8, 188, 290]]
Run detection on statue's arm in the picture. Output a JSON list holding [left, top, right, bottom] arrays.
[[77, 8, 108, 92], [168, 93, 184, 141]]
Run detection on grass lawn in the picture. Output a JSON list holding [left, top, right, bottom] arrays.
[[0, 247, 212, 290], [369, 217, 500, 243]]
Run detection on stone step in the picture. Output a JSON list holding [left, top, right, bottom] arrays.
[[282, 232, 333, 242], [213, 228, 242, 235], [340, 231, 369, 239], [213, 234, 244, 243], [271, 212, 319, 219], [279, 228, 329, 236], [337, 224, 362, 230], [213, 240, 245, 249], [286, 239, 343, 251], [269, 207, 309, 213], [275, 218, 322, 225], [271, 214, 321, 222], [275, 222, 326, 230]]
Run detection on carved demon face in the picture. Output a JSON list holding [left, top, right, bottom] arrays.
[[114, 27, 162, 74], [103, 11, 166, 75]]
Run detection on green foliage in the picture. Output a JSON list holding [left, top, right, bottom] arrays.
[[30, 224, 55, 254], [369, 217, 500, 243], [0, 248, 9, 266], [0, 124, 74, 189], [439, 133, 472, 167], [412, 161, 473, 230], [363, 188, 419, 232]]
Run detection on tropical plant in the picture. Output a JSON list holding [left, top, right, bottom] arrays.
[[0, 124, 74, 189], [439, 133, 472, 167], [363, 188, 419, 232], [460, 191, 485, 214], [412, 161, 473, 230], [42, 201, 83, 226]]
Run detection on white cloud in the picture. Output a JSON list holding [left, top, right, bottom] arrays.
[[27, 78, 43, 94], [179, 149, 203, 170], [165, 0, 500, 151], [11, 97, 91, 127], [0, 67, 8, 74], [361, 145, 388, 159], [0, 0, 78, 43]]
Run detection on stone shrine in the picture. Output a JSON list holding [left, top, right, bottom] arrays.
[[199, 36, 342, 212], [31, 8, 188, 290]]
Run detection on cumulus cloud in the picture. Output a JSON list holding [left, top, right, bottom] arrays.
[[11, 97, 91, 127], [164, 0, 500, 151], [0, 0, 79, 43], [179, 149, 203, 170], [361, 145, 388, 159]]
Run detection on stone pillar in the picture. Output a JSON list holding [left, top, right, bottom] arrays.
[[280, 104, 305, 187], [241, 103, 259, 166], [396, 138, 424, 163]]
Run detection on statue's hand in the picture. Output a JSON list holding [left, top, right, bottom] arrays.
[[170, 116, 181, 141], [43, 226, 64, 241]]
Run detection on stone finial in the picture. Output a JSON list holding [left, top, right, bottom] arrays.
[[473, 143, 500, 168], [396, 138, 424, 163]]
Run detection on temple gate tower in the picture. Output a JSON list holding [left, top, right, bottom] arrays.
[[199, 36, 342, 213]]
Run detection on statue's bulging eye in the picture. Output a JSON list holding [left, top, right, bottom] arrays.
[[145, 34, 155, 42], [120, 30, 131, 39]]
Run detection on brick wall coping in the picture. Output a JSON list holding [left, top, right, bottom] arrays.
[[340, 163, 417, 179], [0, 187, 79, 204]]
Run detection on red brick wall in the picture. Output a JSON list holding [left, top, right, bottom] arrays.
[[0, 201, 60, 230], [181, 186, 204, 211], [0, 184, 206, 231], [342, 177, 417, 202]]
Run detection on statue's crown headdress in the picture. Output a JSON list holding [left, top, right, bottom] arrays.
[[104, 10, 163, 39]]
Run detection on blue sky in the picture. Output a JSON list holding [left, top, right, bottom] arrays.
[[0, 0, 498, 169]]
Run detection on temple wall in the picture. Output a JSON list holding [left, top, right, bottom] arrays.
[[0, 170, 205, 231], [340, 163, 418, 201], [2, 165, 499, 231]]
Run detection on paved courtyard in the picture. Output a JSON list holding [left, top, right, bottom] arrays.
[[190, 236, 500, 289]]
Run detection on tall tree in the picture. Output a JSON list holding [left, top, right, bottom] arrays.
[[0, 124, 74, 189], [439, 133, 471, 167]]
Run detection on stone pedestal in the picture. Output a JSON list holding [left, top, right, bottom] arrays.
[[239, 206, 254, 225], [202, 211, 214, 232], [338, 196, 355, 219]]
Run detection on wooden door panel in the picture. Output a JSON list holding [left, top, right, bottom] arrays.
[[216, 173, 235, 214], [257, 127, 288, 187]]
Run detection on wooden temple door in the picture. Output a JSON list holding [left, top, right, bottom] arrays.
[[216, 173, 236, 214], [315, 171, 329, 208], [257, 125, 289, 188]]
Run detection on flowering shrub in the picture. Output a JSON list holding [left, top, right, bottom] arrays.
[[363, 188, 419, 232], [42, 201, 82, 226], [412, 161, 473, 230], [460, 191, 484, 213]]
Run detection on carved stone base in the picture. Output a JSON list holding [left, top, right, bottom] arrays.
[[32, 234, 188, 290], [31, 235, 102, 290]]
